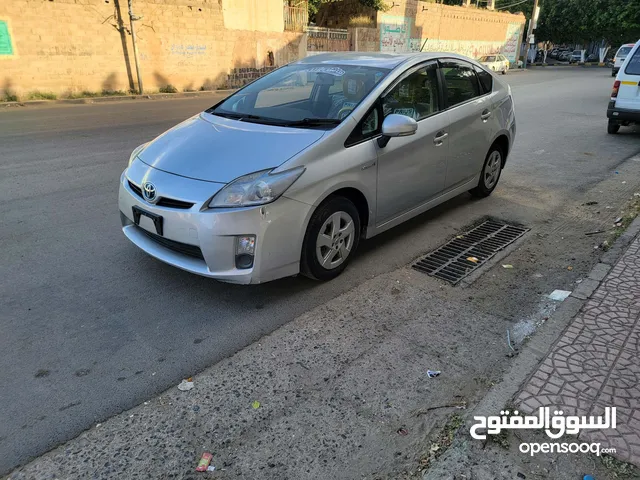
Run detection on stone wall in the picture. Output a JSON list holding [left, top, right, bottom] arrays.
[[0, 0, 305, 98]]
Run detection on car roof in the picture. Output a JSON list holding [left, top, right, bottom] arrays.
[[295, 52, 475, 70]]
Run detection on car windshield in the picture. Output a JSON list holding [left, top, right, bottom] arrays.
[[480, 56, 497, 62], [209, 63, 390, 127], [618, 46, 632, 56]]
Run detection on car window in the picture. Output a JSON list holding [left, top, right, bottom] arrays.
[[210, 63, 391, 125], [440, 61, 481, 107], [618, 46, 632, 57], [382, 63, 441, 121], [480, 56, 496, 62], [474, 66, 493, 94], [625, 46, 640, 75]]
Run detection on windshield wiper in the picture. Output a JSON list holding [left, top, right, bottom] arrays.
[[283, 118, 342, 127], [209, 110, 289, 125]]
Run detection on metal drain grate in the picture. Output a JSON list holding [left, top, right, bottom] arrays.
[[412, 219, 529, 284]]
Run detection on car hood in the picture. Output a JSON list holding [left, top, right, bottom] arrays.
[[137, 113, 326, 183]]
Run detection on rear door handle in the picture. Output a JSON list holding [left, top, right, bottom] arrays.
[[481, 110, 492, 121], [433, 131, 448, 145]]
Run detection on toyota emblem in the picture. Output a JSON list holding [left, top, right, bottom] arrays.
[[142, 181, 157, 202]]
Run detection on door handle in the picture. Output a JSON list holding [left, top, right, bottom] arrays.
[[433, 131, 448, 146], [481, 110, 492, 122]]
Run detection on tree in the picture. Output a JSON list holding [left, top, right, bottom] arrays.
[[535, 0, 640, 45], [308, 0, 322, 23]]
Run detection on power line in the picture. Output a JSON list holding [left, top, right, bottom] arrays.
[[496, 0, 530, 10]]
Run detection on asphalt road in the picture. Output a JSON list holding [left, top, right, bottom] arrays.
[[1, 67, 639, 474]]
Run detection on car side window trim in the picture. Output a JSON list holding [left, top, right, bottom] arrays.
[[345, 60, 443, 148], [437, 58, 490, 111], [381, 60, 446, 122]]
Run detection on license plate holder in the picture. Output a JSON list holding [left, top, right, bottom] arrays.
[[132, 205, 163, 236]]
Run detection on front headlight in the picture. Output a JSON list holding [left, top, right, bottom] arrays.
[[128, 143, 148, 167], [208, 166, 305, 208]]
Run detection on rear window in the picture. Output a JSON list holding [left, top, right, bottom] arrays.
[[572, 50, 580, 55], [618, 46, 633, 57], [625, 46, 640, 75]]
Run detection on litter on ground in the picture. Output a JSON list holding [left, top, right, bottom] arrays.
[[178, 380, 194, 391], [549, 290, 572, 301]]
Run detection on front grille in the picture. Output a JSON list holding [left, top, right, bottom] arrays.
[[128, 181, 143, 197], [128, 181, 195, 209], [412, 219, 529, 284], [137, 227, 205, 260], [156, 198, 195, 209]]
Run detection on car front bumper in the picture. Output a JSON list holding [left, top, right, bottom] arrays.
[[607, 102, 640, 123], [118, 170, 312, 284]]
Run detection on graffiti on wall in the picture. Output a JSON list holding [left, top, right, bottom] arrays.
[[419, 39, 505, 59], [0, 20, 14, 56], [170, 44, 207, 57], [380, 16, 411, 53], [502, 23, 522, 63]]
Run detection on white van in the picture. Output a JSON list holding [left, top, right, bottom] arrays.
[[607, 40, 640, 134], [612, 43, 636, 77]]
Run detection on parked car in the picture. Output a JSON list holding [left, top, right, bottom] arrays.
[[569, 50, 582, 63], [550, 48, 559, 58], [477, 54, 510, 74], [558, 51, 571, 62], [608, 40, 640, 134], [119, 52, 516, 284], [585, 53, 598, 63], [613, 43, 636, 76]]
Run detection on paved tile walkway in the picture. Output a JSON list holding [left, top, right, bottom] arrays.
[[517, 236, 640, 465]]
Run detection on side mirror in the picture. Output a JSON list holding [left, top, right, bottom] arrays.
[[378, 114, 418, 148]]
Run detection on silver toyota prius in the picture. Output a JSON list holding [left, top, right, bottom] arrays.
[[119, 52, 516, 284]]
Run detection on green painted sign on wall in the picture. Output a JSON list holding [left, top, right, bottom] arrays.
[[0, 20, 14, 56]]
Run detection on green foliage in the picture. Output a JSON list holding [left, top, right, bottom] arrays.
[[308, 0, 321, 22], [536, 0, 640, 44], [28, 91, 57, 100], [358, 0, 390, 10], [159, 84, 178, 94]]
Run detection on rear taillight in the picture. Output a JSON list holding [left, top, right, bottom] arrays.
[[611, 80, 621, 98]]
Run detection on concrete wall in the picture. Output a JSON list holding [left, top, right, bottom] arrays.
[[0, 0, 304, 98], [325, 0, 525, 62]]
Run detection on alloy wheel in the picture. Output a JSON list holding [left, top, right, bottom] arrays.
[[315, 211, 355, 270]]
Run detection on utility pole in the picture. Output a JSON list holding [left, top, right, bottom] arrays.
[[128, 0, 144, 94], [523, 0, 540, 70]]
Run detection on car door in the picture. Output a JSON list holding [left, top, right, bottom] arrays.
[[616, 44, 640, 111], [439, 59, 493, 189], [374, 61, 450, 224]]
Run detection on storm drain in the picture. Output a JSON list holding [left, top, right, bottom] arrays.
[[412, 219, 529, 284]]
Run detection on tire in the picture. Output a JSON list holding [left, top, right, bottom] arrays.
[[607, 120, 620, 135], [470, 145, 503, 198], [612, 71, 616, 77], [502, 69, 507, 75], [300, 196, 361, 281]]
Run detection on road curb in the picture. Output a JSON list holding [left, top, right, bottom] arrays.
[[0, 89, 234, 108], [467, 214, 640, 420]]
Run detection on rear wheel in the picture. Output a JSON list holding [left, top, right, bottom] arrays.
[[470, 145, 503, 198], [300, 196, 360, 281], [607, 119, 620, 134]]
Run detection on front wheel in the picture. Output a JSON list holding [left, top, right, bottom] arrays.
[[470, 145, 503, 198], [607, 120, 620, 134], [300, 196, 361, 281]]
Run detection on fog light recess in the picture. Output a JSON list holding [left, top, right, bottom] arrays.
[[235, 235, 255, 269]]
